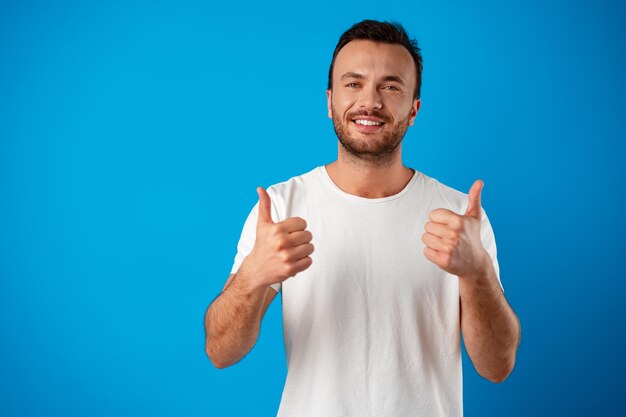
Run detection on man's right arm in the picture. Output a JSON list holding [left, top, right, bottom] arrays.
[[204, 268, 278, 369], [204, 186, 313, 369]]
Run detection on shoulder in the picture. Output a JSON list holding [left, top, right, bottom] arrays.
[[418, 171, 493, 223], [263, 165, 321, 218], [268, 167, 320, 194], [418, 171, 470, 214], [266, 165, 319, 195]]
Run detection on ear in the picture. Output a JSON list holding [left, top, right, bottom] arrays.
[[326, 89, 332, 119], [408, 98, 421, 126]]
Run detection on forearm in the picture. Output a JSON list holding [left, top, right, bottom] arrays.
[[205, 272, 269, 368], [459, 259, 521, 383]]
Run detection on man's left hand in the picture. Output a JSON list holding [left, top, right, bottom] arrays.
[[421, 179, 490, 281]]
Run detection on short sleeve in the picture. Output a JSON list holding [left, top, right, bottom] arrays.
[[479, 207, 504, 293], [230, 190, 282, 294]]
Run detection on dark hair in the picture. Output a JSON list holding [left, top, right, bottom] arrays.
[[327, 20, 423, 99]]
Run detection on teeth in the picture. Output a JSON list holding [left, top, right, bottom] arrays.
[[355, 119, 382, 126]]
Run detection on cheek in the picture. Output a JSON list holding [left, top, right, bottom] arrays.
[[394, 100, 416, 120], [332, 92, 357, 112]]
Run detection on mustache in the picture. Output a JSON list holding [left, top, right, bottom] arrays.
[[346, 110, 391, 123]]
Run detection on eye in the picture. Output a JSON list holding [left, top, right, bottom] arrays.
[[383, 85, 401, 91], [345, 82, 360, 88]]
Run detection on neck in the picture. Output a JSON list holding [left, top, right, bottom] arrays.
[[325, 143, 415, 199]]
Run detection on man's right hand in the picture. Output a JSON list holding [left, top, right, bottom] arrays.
[[238, 186, 314, 289]]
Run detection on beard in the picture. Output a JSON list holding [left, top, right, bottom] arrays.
[[332, 107, 412, 164]]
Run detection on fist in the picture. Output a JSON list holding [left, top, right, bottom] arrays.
[[421, 179, 490, 280], [239, 186, 314, 288]]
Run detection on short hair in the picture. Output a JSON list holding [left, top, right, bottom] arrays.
[[327, 20, 423, 99]]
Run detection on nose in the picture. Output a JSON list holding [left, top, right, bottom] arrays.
[[357, 85, 382, 111]]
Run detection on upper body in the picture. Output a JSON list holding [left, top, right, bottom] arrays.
[[210, 19, 521, 417], [230, 164, 504, 416]]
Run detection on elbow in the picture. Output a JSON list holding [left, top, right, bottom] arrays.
[[488, 319, 521, 384], [210, 358, 230, 370], [487, 373, 508, 384], [205, 341, 230, 369], [204, 316, 231, 369], [484, 359, 516, 384], [206, 354, 226, 370]]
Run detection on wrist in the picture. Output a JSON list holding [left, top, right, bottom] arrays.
[[460, 250, 492, 284], [236, 258, 270, 294]]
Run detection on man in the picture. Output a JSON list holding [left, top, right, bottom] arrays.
[[205, 19, 521, 417]]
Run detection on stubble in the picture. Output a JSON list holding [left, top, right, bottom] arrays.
[[331, 108, 412, 166]]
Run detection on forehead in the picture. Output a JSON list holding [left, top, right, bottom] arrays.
[[333, 40, 416, 85]]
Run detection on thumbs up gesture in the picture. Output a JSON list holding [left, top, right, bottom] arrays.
[[238, 187, 314, 289], [421, 179, 490, 280]]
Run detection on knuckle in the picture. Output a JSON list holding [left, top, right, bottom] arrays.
[[274, 238, 284, 250], [279, 250, 290, 262], [285, 263, 298, 276], [283, 263, 294, 275]]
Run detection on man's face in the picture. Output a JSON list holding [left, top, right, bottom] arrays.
[[327, 40, 421, 162]]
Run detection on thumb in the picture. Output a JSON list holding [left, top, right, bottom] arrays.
[[256, 186, 274, 225], [464, 179, 483, 219]]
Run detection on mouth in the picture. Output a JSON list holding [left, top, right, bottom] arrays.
[[351, 117, 386, 133]]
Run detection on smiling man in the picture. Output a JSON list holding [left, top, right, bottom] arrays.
[[205, 20, 521, 417]]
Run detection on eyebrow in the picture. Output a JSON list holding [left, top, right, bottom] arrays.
[[339, 72, 406, 85]]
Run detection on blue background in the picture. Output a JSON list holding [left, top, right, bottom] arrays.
[[1, 0, 625, 416]]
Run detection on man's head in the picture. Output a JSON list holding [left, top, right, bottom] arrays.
[[326, 20, 423, 164], [327, 20, 423, 100]]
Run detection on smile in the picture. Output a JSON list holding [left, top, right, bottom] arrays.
[[354, 119, 384, 126], [351, 118, 385, 133]]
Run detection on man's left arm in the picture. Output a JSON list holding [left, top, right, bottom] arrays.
[[422, 179, 521, 383], [459, 256, 521, 383]]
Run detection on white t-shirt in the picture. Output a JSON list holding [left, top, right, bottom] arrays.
[[230, 165, 503, 417]]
